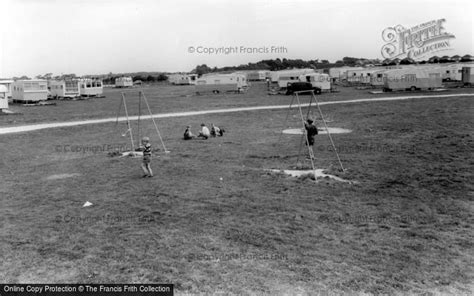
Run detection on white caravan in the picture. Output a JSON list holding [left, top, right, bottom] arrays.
[[115, 77, 133, 87], [49, 80, 80, 98], [0, 80, 14, 98], [383, 68, 442, 91], [271, 69, 316, 88], [195, 73, 248, 94], [298, 73, 331, 91], [0, 85, 8, 109], [78, 79, 103, 97], [12, 79, 49, 102]]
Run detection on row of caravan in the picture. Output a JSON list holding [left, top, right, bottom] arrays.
[[179, 69, 331, 93], [331, 63, 474, 90], [0, 78, 104, 102], [348, 65, 474, 91]]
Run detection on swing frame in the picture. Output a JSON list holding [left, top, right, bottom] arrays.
[[278, 90, 345, 177], [115, 91, 169, 155]]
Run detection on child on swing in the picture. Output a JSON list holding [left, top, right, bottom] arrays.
[[140, 136, 153, 178]]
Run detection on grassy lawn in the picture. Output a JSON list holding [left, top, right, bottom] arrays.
[[0, 84, 473, 295], [1, 82, 473, 126]]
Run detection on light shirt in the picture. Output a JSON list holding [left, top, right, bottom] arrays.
[[201, 126, 210, 137]]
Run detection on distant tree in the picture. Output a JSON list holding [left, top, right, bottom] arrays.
[[460, 54, 473, 62], [342, 57, 358, 66], [133, 75, 145, 82], [321, 60, 329, 64], [156, 74, 168, 81], [194, 64, 212, 75], [400, 58, 415, 65], [439, 56, 451, 63], [146, 75, 156, 82]]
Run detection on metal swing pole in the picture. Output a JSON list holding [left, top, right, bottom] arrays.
[[115, 94, 124, 126], [296, 91, 316, 165], [140, 91, 169, 153], [137, 92, 142, 146], [121, 93, 135, 152], [312, 92, 345, 171], [295, 92, 317, 181], [277, 93, 296, 144]]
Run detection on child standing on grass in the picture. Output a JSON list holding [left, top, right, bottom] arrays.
[[140, 137, 153, 178]]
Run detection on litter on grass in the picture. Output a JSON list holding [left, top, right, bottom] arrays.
[[46, 173, 81, 180], [83, 201, 93, 207], [269, 169, 352, 183], [282, 127, 352, 135]]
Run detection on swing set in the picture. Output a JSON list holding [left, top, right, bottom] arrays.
[[279, 90, 345, 179], [115, 91, 169, 156]]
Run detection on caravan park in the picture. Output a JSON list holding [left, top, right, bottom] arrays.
[[1, 1, 473, 295]]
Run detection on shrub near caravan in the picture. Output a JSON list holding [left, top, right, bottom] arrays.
[[195, 73, 248, 94], [78, 78, 103, 97], [383, 68, 442, 92], [49, 80, 80, 99], [12, 80, 49, 103]]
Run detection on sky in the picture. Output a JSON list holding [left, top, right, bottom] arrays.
[[0, 0, 472, 77]]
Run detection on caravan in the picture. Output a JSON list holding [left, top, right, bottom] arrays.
[[462, 66, 474, 85], [49, 80, 80, 98], [169, 74, 189, 85], [195, 73, 248, 94], [115, 77, 133, 88], [12, 79, 49, 102], [0, 80, 14, 98], [383, 68, 442, 91], [247, 70, 268, 81], [271, 69, 316, 89], [347, 68, 382, 85], [78, 78, 103, 97], [298, 73, 331, 92], [169, 74, 199, 85], [328, 66, 364, 82], [0, 85, 8, 110]]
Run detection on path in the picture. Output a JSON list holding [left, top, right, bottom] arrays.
[[1, 93, 473, 135]]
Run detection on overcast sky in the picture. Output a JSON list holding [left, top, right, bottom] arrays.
[[1, 0, 472, 77]]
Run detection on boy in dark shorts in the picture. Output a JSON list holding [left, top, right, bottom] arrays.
[[304, 118, 318, 146], [140, 137, 153, 178], [184, 125, 195, 140]]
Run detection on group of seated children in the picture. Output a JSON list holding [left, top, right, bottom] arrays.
[[184, 123, 224, 140]]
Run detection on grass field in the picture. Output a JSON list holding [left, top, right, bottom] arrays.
[[0, 84, 473, 295]]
